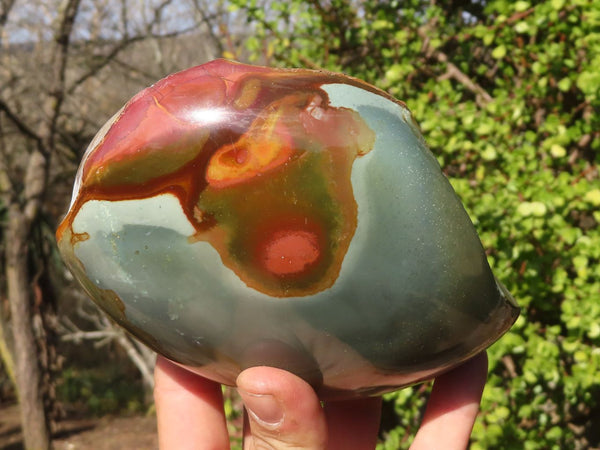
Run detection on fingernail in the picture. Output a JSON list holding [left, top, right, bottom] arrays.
[[239, 389, 284, 430]]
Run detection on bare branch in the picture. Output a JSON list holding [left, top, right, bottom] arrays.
[[190, 0, 224, 56], [115, 332, 155, 389], [0, 0, 15, 38], [60, 329, 120, 342], [41, 0, 82, 154], [418, 26, 493, 107], [59, 311, 155, 389], [436, 52, 493, 106], [67, 34, 148, 94], [68, 0, 198, 96], [111, 56, 163, 84], [149, 0, 175, 33], [120, 0, 129, 39], [0, 99, 43, 145]]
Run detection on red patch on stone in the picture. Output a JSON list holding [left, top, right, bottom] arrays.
[[262, 230, 320, 276]]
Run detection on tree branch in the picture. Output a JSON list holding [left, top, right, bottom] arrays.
[[435, 52, 493, 106], [67, 34, 148, 95], [59, 312, 155, 389], [190, 0, 224, 56], [60, 329, 120, 342], [0, 99, 43, 145], [147, 0, 175, 35], [418, 26, 493, 107], [41, 0, 82, 155], [115, 332, 155, 389], [0, 0, 15, 43], [68, 1, 198, 96]]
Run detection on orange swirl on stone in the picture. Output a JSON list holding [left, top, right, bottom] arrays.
[[205, 105, 294, 188]]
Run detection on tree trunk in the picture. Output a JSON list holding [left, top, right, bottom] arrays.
[[6, 206, 51, 450], [0, 311, 16, 388]]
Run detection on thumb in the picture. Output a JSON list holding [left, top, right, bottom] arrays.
[[237, 366, 328, 450]]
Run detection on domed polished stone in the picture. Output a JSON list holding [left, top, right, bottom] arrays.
[[56, 59, 519, 399]]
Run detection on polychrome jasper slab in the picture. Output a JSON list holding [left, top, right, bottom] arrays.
[[56, 59, 519, 399]]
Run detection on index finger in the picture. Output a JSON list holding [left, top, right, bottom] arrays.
[[410, 352, 488, 450], [154, 356, 230, 449]]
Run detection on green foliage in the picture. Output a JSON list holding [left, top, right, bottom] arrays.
[[57, 367, 147, 417], [230, 0, 600, 447], [223, 386, 244, 449], [378, 385, 428, 449]]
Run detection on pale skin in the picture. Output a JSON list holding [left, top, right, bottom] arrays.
[[154, 352, 488, 449]]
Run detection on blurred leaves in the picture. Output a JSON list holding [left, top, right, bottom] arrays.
[[58, 367, 146, 416]]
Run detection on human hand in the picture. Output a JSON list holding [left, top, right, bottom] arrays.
[[154, 352, 487, 449]]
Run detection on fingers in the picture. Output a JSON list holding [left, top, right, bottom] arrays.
[[154, 356, 229, 449], [155, 355, 486, 450], [237, 366, 328, 450], [411, 352, 488, 450]]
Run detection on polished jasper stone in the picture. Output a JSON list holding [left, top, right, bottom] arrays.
[[56, 59, 519, 399]]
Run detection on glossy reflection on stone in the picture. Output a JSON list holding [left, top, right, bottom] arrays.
[[56, 59, 519, 399]]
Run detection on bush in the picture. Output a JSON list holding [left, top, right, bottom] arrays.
[[57, 366, 147, 417], [229, 0, 600, 447]]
